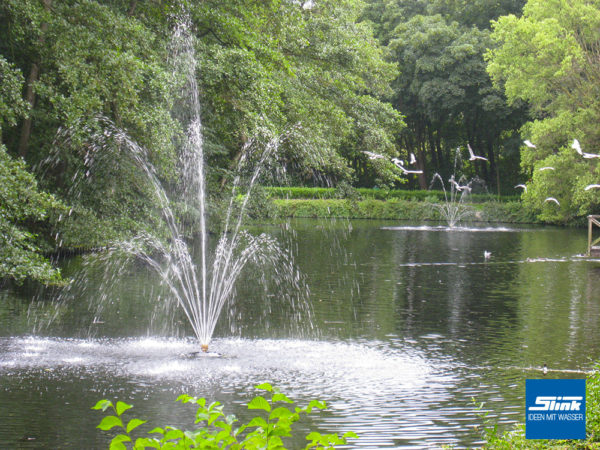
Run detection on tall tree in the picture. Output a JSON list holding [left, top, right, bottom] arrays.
[[190, 0, 403, 187], [0, 56, 63, 284], [487, 0, 600, 222], [363, 0, 527, 191]]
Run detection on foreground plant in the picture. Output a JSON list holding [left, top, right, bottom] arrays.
[[93, 383, 357, 449]]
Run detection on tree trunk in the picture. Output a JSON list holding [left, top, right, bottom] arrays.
[[127, 0, 137, 16], [18, 62, 40, 157], [485, 139, 500, 197], [18, 0, 52, 159], [417, 140, 427, 190]]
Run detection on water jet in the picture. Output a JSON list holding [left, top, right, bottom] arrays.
[[38, 10, 311, 351]]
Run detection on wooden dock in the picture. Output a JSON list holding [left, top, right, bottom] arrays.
[[588, 215, 600, 257]]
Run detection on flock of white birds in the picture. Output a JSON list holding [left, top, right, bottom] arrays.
[[364, 138, 600, 208], [517, 138, 600, 206]]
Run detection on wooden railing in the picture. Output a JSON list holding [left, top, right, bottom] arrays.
[[588, 215, 600, 256]]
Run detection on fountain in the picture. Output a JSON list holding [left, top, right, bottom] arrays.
[[429, 173, 474, 228], [37, 11, 310, 352]]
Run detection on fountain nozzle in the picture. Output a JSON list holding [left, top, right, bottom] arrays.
[[201, 344, 209, 353]]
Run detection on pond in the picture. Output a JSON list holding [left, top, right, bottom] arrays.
[[1, 219, 599, 448]]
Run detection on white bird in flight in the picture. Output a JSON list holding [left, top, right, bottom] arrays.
[[484, 251, 492, 259], [514, 184, 527, 192], [363, 150, 386, 160], [544, 197, 560, 205], [524, 140, 536, 148], [391, 158, 423, 174], [539, 167, 555, 171], [585, 184, 600, 191], [572, 139, 600, 159], [409, 152, 417, 165], [450, 178, 471, 192], [467, 143, 488, 161]]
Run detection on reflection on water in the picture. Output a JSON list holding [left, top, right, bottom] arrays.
[[1, 219, 599, 448]]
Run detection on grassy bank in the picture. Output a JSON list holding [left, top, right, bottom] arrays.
[[264, 186, 520, 203], [480, 365, 600, 448], [271, 198, 537, 224]]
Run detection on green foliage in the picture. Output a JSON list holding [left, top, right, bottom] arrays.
[[487, 0, 600, 222], [363, 0, 527, 191], [189, 0, 403, 185], [0, 56, 28, 134], [334, 181, 362, 202], [0, 0, 407, 281], [265, 186, 519, 203], [93, 383, 357, 449], [479, 364, 600, 448], [272, 198, 532, 223], [0, 49, 63, 284], [239, 186, 278, 221], [0, 144, 64, 284]]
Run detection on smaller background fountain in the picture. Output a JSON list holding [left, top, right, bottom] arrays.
[[427, 146, 493, 228], [429, 173, 475, 228]]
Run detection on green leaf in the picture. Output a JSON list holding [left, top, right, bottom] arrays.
[[92, 399, 113, 411], [208, 401, 221, 411], [148, 427, 165, 435], [208, 411, 223, 426], [108, 441, 127, 450], [176, 394, 192, 403], [134, 437, 161, 448], [255, 382, 273, 392], [196, 411, 209, 423], [164, 428, 184, 440], [109, 434, 131, 450], [269, 407, 293, 420], [247, 416, 269, 428], [272, 393, 293, 404], [269, 426, 292, 438], [306, 400, 326, 413], [343, 431, 358, 439], [111, 434, 131, 444], [266, 435, 284, 448], [97, 415, 123, 431], [248, 396, 271, 412], [126, 418, 147, 433], [306, 431, 322, 441], [116, 401, 133, 416]]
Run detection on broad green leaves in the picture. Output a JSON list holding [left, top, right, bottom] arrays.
[[94, 383, 357, 449], [247, 396, 271, 412]]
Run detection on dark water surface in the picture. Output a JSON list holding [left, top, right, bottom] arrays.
[[1, 219, 599, 448]]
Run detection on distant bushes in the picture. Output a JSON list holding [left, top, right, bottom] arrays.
[[264, 186, 520, 203], [272, 198, 535, 223]]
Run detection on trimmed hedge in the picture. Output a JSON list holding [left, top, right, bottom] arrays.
[[264, 186, 520, 203], [272, 198, 537, 223]]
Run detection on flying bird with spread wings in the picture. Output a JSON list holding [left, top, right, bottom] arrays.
[[391, 158, 423, 174], [572, 139, 600, 159], [467, 144, 488, 161]]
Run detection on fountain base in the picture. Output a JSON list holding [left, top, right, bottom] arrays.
[[184, 350, 222, 358]]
